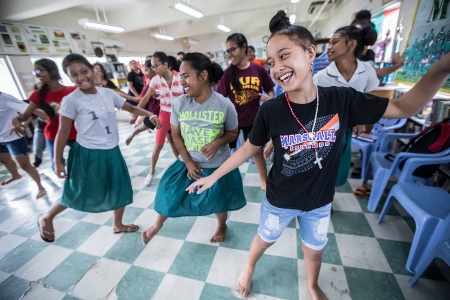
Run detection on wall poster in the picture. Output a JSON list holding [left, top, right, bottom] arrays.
[[22, 25, 52, 53], [394, 0, 450, 92], [0, 22, 30, 53]]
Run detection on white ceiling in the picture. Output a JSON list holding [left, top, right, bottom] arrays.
[[0, 0, 344, 44]]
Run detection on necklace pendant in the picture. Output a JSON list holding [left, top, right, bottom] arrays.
[[314, 156, 323, 169]]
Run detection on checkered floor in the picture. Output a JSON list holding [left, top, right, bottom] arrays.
[[0, 120, 449, 300]]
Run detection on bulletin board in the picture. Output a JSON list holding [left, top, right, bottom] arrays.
[[393, 0, 450, 92]]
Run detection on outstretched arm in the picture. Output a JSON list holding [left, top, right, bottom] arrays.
[[122, 102, 162, 129], [186, 140, 261, 194], [383, 53, 450, 119], [375, 53, 404, 79]]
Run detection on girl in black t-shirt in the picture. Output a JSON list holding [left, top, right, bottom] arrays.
[[187, 10, 450, 299]]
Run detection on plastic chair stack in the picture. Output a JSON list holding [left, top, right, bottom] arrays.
[[352, 118, 407, 184], [377, 156, 450, 274]]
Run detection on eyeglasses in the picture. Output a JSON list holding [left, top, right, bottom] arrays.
[[32, 69, 46, 75], [151, 64, 162, 70], [224, 47, 238, 55]]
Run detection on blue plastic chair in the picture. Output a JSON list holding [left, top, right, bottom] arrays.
[[377, 155, 450, 273], [409, 239, 450, 286], [366, 133, 450, 212], [352, 118, 407, 184]]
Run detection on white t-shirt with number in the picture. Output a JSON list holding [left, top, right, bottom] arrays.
[[59, 87, 124, 150], [0, 92, 28, 143]]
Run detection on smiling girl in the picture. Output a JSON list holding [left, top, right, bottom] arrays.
[[216, 33, 275, 190], [187, 11, 450, 299], [141, 52, 246, 245], [36, 54, 161, 243]]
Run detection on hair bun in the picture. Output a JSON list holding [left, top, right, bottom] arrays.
[[269, 10, 291, 33]]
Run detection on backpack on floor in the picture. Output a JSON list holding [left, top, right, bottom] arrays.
[[397, 118, 450, 177]]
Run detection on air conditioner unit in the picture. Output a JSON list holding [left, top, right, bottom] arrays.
[[308, 0, 338, 14]]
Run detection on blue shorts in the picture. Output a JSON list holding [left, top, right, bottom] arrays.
[[0, 137, 29, 158], [258, 196, 331, 250]]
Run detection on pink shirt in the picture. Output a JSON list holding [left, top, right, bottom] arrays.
[[149, 71, 184, 112]]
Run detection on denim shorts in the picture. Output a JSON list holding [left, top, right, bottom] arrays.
[[258, 196, 332, 250], [0, 137, 29, 158]]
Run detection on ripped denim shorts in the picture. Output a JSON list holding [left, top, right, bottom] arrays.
[[258, 196, 331, 250]]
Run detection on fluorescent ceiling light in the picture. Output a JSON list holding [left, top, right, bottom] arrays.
[[289, 14, 296, 24], [217, 24, 231, 32], [172, 3, 203, 18], [151, 33, 174, 41], [78, 18, 124, 34], [291, 0, 300, 3]]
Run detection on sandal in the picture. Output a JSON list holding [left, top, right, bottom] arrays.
[[354, 185, 368, 199]]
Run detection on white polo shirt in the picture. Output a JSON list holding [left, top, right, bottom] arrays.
[[0, 92, 28, 143], [313, 59, 379, 93]]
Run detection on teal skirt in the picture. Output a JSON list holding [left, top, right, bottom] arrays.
[[336, 129, 352, 187], [154, 160, 247, 217], [60, 143, 133, 212]]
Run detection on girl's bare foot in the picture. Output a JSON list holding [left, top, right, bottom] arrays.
[[210, 224, 227, 243], [1, 175, 22, 185], [113, 224, 139, 233], [36, 188, 47, 199], [237, 266, 254, 297], [308, 284, 328, 300], [126, 123, 149, 145], [141, 225, 161, 245]]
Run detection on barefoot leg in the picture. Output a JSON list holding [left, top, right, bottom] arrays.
[[302, 244, 328, 300], [14, 155, 46, 198], [141, 214, 168, 245], [126, 122, 150, 145], [211, 212, 227, 243], [237, 234, 274, 297], [0, 153, 22, 185]]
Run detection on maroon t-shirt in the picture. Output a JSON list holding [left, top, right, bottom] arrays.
[[216, 62, 274, 127]]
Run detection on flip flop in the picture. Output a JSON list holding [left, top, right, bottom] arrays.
[[114, 224, 139, 234], [353, 185, 368, 199], [37, 218, 55, 243]]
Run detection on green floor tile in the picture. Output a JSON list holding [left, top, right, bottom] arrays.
[[0, 231, 7, 240], [0, 239, 47, 273], [62, 294, 83, 300], [11, 218, 41, 238], [344, 267, 404, 300], [251, 255, 299, 299], [331, 211, 375, 237], [132, 150, 152, 157], [200, 283, 239, 300], [246, 163, 259, 173], [116, 266, 165, 300], [104, 232, 145, 264], [335, 181, 353, 193], [168, 242, 218, 281], [104, 206, 145, 227], [377, 239, 412, 276], [242, 186, 264, 203], [157, 216, 197, 240], [135, 157, 151, 166], [53, 222, 101, 249], [0, 275, 30, 300], [43, 251, 99, 293], [0, 208, 13, 223], [219, 221, 259, 251]]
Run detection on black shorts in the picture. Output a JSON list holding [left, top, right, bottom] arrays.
[[229, 125, 253, 149]]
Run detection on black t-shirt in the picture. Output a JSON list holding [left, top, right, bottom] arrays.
[[249, 86, 388, 211], [359, 49, 375, 62], [127, 70, 144, 96]]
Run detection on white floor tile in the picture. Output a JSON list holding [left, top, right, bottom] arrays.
[[77, 226, 121, 257], [206, 247, 248, 288], [185, 217, 220, 246], [21, 285, 65, 300], [265, 227, 298, 259], [332, 193, 363, 212], [0, 234, 27, 258], [152, 274, 204, 300], [129, 190, 155, 208], [395, 274, 450, 300], [69, 258, 131, 299], [365, 213, 414, 242], [127, 165, 147, 177], [80, 211, 112, 225], [0, 271, 9, 284], [229, 202, 261, 225], [335, 233, 392, 272], [242, 173, 262, 187], [133, 235, 184, 273], [14, 245, 73, 281]]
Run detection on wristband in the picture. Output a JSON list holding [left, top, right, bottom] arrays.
[[149, 115, 158, 120]]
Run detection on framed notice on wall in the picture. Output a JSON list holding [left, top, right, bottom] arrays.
[[0, 22, 30, 53], [48, 28, 73, 54], [394, 0, 450, 92], [22, 25, 52, 54], [69, 31, 90, 55]]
